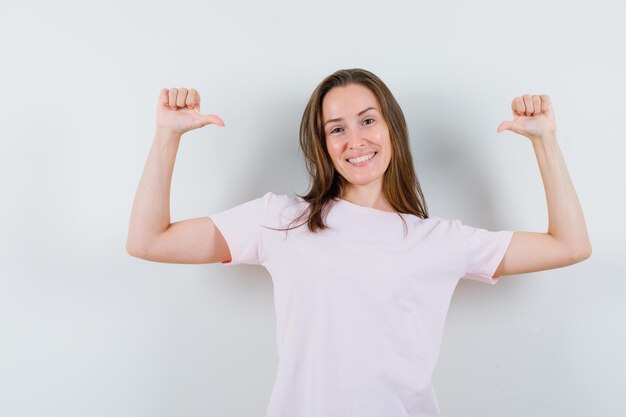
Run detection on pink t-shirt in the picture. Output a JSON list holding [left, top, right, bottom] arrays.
[[209, 191, 514, 417]]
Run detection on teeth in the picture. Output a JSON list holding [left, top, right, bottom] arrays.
[[348, 152, 375, 164]]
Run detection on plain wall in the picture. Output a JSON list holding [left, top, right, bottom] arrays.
[[1, 0, 624, 416]]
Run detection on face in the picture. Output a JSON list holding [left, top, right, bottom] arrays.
[[322, 84, 392, 191]]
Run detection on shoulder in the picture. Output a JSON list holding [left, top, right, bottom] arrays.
[[407, 215, 466, 241], [260, 192, 308, 225], [423, 216, 466, 230], [262, 192, 305, 210], [409, 214, 457, 230], [431, 217, 479, 240]]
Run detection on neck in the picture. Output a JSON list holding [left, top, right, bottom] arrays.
[[341, 183, 393, 212]]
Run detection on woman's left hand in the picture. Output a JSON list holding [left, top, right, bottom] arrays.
[[497, 94, 557, 141]]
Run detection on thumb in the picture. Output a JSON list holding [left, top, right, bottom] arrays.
[[497, 120, 524, 135], [158, 88, 169, 105], [198, 114, 225, 127]]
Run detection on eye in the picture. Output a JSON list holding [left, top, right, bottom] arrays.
[[363, 118, 375, 125], [330, 127, 343, 134]]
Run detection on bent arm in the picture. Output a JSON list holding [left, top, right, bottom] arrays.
[[126, 130, 181, 254], [494, 134, 591, 277], [535, 134, 591, 255]]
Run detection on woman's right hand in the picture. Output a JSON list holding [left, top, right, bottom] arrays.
[[156, 87, 225, 136]]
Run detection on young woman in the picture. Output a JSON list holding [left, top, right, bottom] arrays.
[[126, 68, 591, 417]]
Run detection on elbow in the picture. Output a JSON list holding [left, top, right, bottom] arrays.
[[126, 240, 146, 258], [580, 244, 592, 261], [571, 242, 592, 263]]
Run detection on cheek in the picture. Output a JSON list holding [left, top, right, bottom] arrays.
[[375, 131, 391, 150], [379, 133, 393, 160], [327, 141, 342, 159]]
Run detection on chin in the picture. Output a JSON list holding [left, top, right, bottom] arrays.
[[342, 175, 383, 186]]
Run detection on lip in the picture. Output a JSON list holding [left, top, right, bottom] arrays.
[[345, 151, 377, 161], [346, 151, 377, 167]]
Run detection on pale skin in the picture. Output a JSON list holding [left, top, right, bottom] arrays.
[[323, 84, 395, 212], [127, 87, 592, 277], [126, 88, 232, 264], [322, 86, 592, 277], [493, 94, 592, 276]]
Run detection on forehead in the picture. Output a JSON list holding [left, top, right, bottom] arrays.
[[322, 84, 379, 118]]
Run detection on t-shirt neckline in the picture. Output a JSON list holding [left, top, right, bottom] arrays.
[[335, 198, 400, 215]]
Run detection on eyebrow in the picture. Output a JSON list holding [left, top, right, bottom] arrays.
[[323, 107, 378, 127]]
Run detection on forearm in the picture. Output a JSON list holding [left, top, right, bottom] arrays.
[[532, 134, 591, 255], [126, 130, 182, 252]]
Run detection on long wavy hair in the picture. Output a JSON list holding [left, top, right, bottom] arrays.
[[269, 68, 429, 238]]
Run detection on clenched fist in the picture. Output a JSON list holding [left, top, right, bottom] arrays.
[[497, 94, 556, 141], [156, 87, 225, 135]]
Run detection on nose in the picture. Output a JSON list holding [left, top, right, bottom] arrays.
[[346, 126, 368, 149]]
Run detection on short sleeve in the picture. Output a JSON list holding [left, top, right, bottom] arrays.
[[208, 191, 273, 266], [455, 219, 514, 285]]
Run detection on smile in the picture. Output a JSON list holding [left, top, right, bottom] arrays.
[[346, 152, 377, 167]]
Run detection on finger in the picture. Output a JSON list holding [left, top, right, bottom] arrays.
[[512, 97, 524, 116], [540, 94, 552, 109], [169, 88, 178, 110], [187, 88, 199, 110], [159, 88, 169, 105], [522, 94, 534, 116], [176, 88, 189, 108], [497, 121, 511, 133], [497, 120, 524, 135], [199, 114, 225, 127], [532, 95, 541, 115]]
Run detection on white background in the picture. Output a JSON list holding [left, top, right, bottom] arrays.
[[1, 1, 624, 416]]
